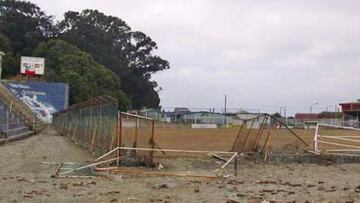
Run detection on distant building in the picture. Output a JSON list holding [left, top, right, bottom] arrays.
[[169, 107, 191, 123], [340, 101, 360, 127], [295, 112, 341, 129], [235, 112, 269, 129], [182, 111, 226, 125], [138, 108, 168, 122]]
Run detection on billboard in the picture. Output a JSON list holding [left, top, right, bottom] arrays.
[[3, 81, 69, 123], [20, 56, 45, 76]]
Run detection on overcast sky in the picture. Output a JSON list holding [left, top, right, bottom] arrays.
[[31, 0, 360, 115]]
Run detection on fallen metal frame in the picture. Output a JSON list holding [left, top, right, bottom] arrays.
[[59, 146, 239, 178], [231, 113, 310, 162]]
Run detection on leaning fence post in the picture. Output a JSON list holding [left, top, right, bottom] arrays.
[[148, 119, 155, 167], [6, 109, 9, 132], [117, 111, 122, 168], [33, 113, 37, 134], [234, 153, 238, 176]]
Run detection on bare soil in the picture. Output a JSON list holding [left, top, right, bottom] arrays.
[[1, 128, 360, 202]]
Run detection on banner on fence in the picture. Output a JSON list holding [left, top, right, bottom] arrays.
[[3, 81, 69, 123]]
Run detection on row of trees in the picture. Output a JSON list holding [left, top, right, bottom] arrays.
[[0, 0, 170, 109]]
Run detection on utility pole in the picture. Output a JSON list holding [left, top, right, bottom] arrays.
[[284, 106, 287, 125], [224, 94, 227, 125], [0, 51, 4, 80]]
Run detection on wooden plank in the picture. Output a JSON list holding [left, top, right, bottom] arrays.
[[221, 153, 238, 169], [263, 131, 272, 162], [209, 152, 228, 162], [102, 168, 216, 179], [60, 156, 123, 175], [53, 162, 64, 177]]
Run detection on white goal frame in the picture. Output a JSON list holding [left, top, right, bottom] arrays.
[[314, 123, 360, 155]]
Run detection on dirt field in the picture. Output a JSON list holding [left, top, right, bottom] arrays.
[[154, 128, 315, 151], [1, 128, 360, 202]]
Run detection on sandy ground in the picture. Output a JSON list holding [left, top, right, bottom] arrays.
[[1, 128, 360, 202]]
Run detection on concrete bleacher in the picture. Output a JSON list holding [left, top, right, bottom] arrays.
[[0, 82, 44, 144]]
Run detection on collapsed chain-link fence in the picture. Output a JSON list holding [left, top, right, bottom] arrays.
[[53, 96, 118, 157]]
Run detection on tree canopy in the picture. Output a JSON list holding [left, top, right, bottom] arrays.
[[0, 0, 54, 55], [33, 39, 130, 109], [58, 9, 170, 109], [0, 0, 170, 110]]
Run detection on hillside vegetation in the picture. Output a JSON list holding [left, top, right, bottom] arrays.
[[0, 0, 170, 110]]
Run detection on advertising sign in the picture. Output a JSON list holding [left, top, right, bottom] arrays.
[[20, 56, 45, 76], [3, 81, 69, 123]]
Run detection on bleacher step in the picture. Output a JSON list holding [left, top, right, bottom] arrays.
[[2, 126, 27, 133], [7, 130, 34, 142]]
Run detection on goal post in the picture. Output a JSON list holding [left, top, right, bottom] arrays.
[[314, 123, 360, 155]]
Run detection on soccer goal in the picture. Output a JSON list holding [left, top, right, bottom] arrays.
[[314, 123, 360, 156]]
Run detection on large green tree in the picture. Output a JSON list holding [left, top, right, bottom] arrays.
[[0, 33, 17, 76], [58, 10, 170, 109], [33, 39, 130, 109], [0, 0, 54, 55], [0, 0, 54, 77], [0, 1, 170, 109]]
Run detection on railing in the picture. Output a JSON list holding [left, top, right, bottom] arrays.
[[0, 83, 41, 132]]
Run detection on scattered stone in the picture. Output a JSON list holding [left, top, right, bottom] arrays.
[[153, 183, 169, 190], [72, 182, 84, 187], [325, 188, 336, 192], [127, 197, 137, 201], [355, 185, 360, 193], [261, 189, 274, 193], [16, 177, 27, 182], [317, 186, 325, 191], [255, 180, 277, 184], [231, 186, 238, 192], [149, 198, 163, 202], [73, 194, 85, 197], [226, 199, 240, 203], [227, 180, 244, 185], [23, 194, 32, 198], [194, 186, 200, 193], [59, 183, 68, 190], [188, 180, 202, 184], [324, 161, 333, 166], [87, 181, 96, 186], [106, 191, 120, 195]]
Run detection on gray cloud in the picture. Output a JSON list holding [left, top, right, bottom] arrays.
[[31, 0, 360, 114]]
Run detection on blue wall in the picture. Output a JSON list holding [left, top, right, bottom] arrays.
[[3, 81, 69, 123]]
